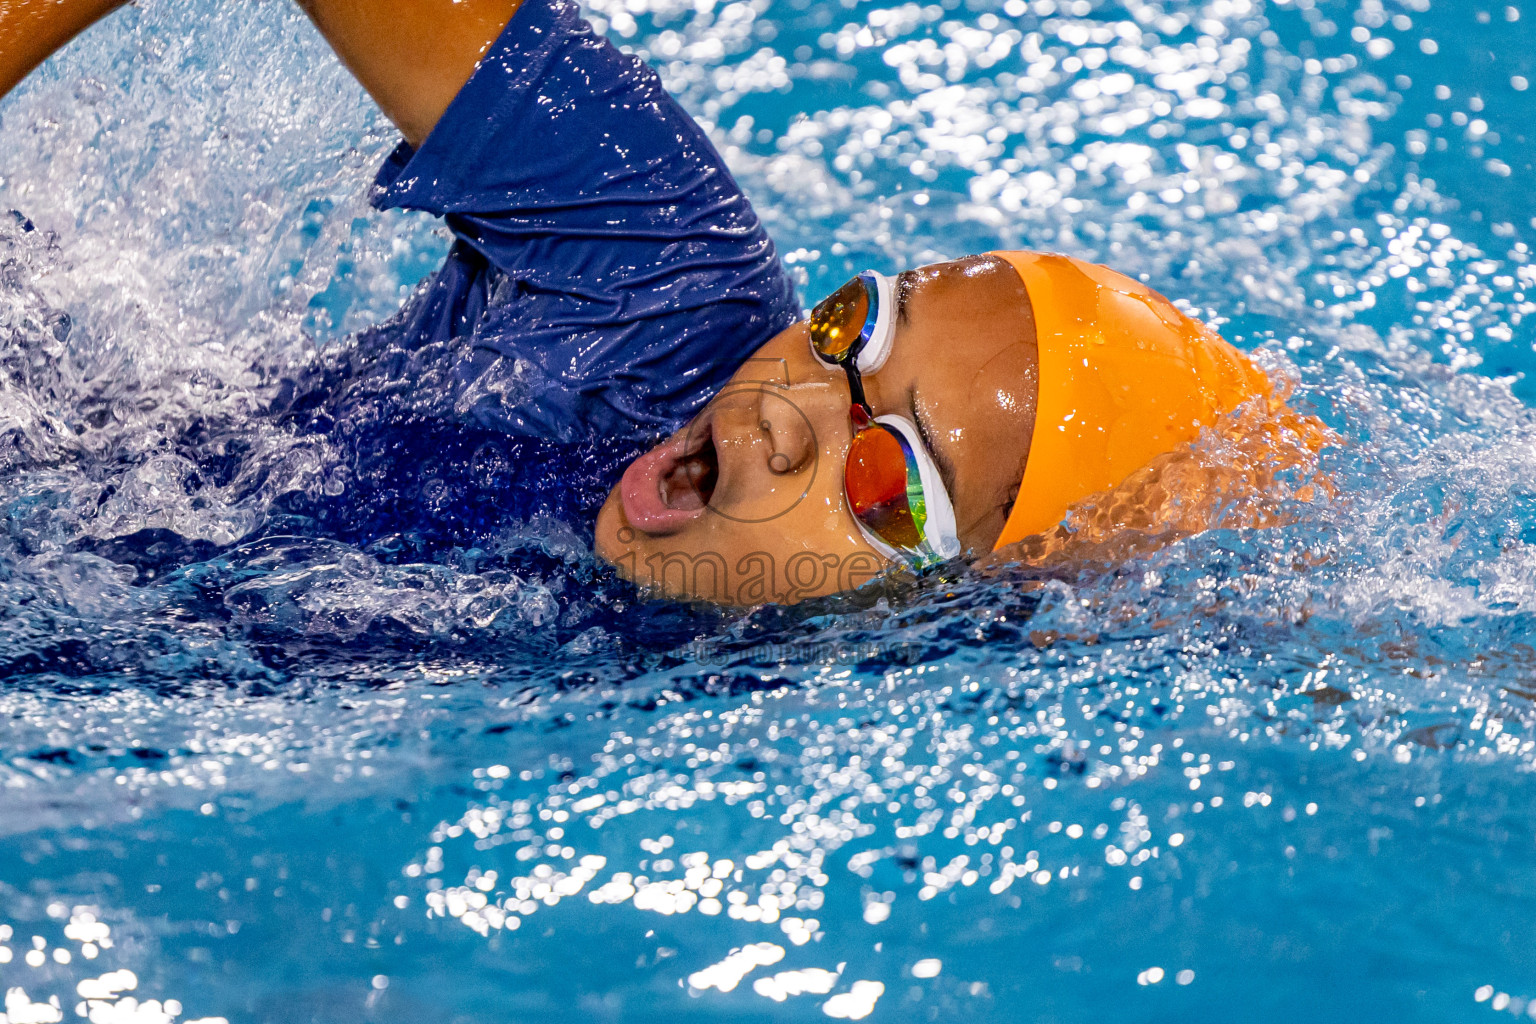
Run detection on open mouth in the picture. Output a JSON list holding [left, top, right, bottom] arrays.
[[618, 417, 723, 535], [661, 429, 719, 510]]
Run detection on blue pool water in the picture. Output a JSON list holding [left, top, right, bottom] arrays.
[[2, 0, 1536, 1020]]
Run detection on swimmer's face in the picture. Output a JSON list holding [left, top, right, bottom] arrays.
[[595, 254, 1038, 605]]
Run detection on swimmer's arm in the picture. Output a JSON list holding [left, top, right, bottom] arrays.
[[294, 0, 525, 149], [1, 0, 524, 150], [0, 0, 126, 100]]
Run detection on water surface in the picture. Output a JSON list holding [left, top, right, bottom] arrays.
[[1, 0, 1535, 1020]]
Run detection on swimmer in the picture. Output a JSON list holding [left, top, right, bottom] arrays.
[[0, 0, 1328, 606]]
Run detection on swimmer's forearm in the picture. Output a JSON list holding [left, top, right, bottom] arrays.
[[294, 0, 525, 149], [0, 0, 127, 100], [1, 0, 525, 145]]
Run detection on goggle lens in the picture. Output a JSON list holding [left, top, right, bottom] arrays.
[[845, 423, 927, 551], [809, 276, 872, 363]]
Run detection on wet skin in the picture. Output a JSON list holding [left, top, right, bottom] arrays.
[[595, 254, 1039, 605]]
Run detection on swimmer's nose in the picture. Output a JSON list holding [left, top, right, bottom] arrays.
[[757, 384, 832, 475]]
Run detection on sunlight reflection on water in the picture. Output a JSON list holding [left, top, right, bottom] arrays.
[[2, 0, 1536, 1019]]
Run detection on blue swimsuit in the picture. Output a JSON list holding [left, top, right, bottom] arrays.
[[271, 0, 798, 549], [365, 0, 798, 443]]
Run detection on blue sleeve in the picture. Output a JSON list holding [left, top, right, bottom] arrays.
[[365, 0, 800, 443]]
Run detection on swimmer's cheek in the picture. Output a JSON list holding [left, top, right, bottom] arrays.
[[594, 488, 638, 580]]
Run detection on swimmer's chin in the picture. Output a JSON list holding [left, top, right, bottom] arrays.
[[595, 485, 743, 604]]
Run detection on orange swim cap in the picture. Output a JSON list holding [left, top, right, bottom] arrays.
[[990, 251, 1274, 550]]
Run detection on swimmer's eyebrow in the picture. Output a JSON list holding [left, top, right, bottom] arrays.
[[909, 389, 959, 501], [895, 272, 914, 326]]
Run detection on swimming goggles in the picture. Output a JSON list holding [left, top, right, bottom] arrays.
[[808, 271, 961, 569]]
